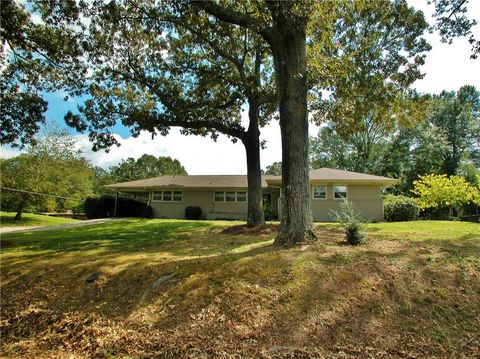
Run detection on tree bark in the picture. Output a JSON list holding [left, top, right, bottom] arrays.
[[243, 99, 265, 227], [269, 19, 315, 246], [14, 194, 29, 220]]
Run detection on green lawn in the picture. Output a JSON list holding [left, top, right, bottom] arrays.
[[0, 211, 79, 228], [1, 219, 479, 358]]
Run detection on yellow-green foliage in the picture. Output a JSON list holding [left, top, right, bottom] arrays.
[[412, 174, 480, 210]]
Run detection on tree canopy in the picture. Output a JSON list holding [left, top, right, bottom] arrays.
[[109, 155, 187, 183], [0, 128, 94, 219]]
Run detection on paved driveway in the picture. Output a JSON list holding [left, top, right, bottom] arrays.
[[0, 218, 121, 234]]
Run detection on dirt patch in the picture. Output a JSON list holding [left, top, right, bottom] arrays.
[[221, 223, 279, 236]]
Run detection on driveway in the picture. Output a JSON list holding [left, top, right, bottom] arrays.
[[0, 218, 121, 234]]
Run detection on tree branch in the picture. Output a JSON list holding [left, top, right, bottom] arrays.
[[194, 1, 275, 45]]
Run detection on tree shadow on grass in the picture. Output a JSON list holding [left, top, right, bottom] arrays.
[[1, 221, 479, 358]]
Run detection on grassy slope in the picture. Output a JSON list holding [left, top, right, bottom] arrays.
[[1, 219, 479, 358], [0, 211, 79, 228]]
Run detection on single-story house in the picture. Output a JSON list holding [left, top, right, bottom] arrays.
[[104, 168, 397, 221]]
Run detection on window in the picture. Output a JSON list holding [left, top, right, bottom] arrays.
[[152, 190, 182, 202], [173, 191, 182, 201], [226, 191, 236, 202], [313, 185, 326, 199], [163, 191, 172, 201], [236, 192, 247, 202], [214, 191, 247, 202], [334, 186, 347, 199], [214, 192, 225, 202]]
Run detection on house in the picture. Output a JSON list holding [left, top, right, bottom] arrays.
[[104, 168, 397, 221]]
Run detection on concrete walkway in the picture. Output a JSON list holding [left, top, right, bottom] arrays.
[[0, 218, 121, 234]]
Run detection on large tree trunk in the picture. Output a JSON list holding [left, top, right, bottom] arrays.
[[243, 99, 265, 227], [14, 194, 29, 220], [269, 18, 315, 246]]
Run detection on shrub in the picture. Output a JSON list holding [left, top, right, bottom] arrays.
[[384, 195, 420, 222], [83, 195, 153, 219], [330, 199, 367, 245], [185, 206, 202, 220], [263, 204, 278, 221]]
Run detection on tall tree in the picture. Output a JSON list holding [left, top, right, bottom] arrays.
[[429, 85, 480, 175], [3, 0, 430, 245], [109, 155, 187, 182], [0, 0, 85, 147], [310, 118, 391, 174], [61, 2, 277, 227]]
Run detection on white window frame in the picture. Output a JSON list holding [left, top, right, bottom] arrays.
[[333, 185, 348, 200], [152, 190, 183, 202], [213, 191, 247, 203], [312, 185, 327, 200], [214, 191, 226, 202]]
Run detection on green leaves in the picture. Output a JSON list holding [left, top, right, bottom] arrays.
[[109, 154, 187, 182], [412, 174, 480, 210]]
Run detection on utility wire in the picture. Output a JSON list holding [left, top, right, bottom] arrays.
[[0, 187, 84, 201]]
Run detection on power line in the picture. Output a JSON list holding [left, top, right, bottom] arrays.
[[0, 187, 83, 201]]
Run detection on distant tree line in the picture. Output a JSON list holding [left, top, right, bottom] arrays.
[[0, 129, 187, 220], [264, 85, 480, 219]]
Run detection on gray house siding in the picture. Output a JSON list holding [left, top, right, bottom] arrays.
[[309, 184, 383, 221], [149, 188, 280, 220]]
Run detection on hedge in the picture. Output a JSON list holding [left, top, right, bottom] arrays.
[[83, 195, 153, 219], [185, 206, 202, 220], [384, 194, 420, 222]]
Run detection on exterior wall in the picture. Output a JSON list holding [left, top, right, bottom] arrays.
[[149, 188, 280, 220], [147, 184, 382, 221], [310, 183, 384, 221], [150, 190, 213, 219]]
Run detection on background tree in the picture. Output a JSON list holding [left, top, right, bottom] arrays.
[[0, 129, 93, 219], [109, 155, 187, 182], [262, 162, 282, 176], [310, 118, 391, 174], [428, 85, 480, 175], [412, 173, 480, 216]]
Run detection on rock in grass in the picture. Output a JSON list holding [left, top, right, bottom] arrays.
[[152, 272, 178, 289], [86, 271, 101, 283]]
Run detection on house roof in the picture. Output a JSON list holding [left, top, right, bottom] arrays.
[[265, 168, 397, 187], [103, 175, 279, 190], [104, 168, 397, 191]]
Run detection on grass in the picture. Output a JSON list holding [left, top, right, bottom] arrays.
[[0, 211, 79, 228], [1, 219, 479, 358]]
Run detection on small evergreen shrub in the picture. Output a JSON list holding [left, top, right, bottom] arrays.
[[330, 199, 367, 245], [263, 204, 278, 221], [185, 206, 202, 220], [384, 195, 420, 222], [83, 196, 153, 219]]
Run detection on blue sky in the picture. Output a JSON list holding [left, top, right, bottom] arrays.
[[2, 1, 480, 174]]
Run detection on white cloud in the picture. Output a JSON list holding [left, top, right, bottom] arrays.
[[0, 146, 23, 159], [409, 0, 480, 93], [73, 107, 320, 174]]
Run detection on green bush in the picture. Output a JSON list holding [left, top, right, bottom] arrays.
[[330, 199, 367, 245], [263, 204, 278, 221], [384, 195, 420, 222], [83, 195, 152, 219], [185, 206, 202, 220]]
